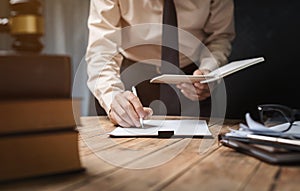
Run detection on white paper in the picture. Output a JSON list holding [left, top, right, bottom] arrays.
[[150, 57, 265, 84], [209, 57, 265, 77], [108, 120, 211, 137], [245, 113, 276, 132], [150, 74, 215, 84], [271, 121, 300, 138], [226, 114, 300, 139]]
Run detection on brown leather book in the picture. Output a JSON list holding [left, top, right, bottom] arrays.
[[0, 130, 83, 182], [0, 52, 71, 99], [0, 99, 81, 135]]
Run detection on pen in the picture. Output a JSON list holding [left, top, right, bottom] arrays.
[[131, 86, 144, 128], [247, 134, 300, 146]]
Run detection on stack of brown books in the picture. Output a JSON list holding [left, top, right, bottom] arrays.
[[0, 52, 82, 182]]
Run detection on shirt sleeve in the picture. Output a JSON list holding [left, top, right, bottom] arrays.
[[86, 0, 124, 115], [199, 0, 235, 72]]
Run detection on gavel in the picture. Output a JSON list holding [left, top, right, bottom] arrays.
[[0, 0, 44, 52]]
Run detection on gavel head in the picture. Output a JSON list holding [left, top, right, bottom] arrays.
[[9, 0, 44, 52]]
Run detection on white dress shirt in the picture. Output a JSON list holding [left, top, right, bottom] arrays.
[[86, 0, 235, 114]]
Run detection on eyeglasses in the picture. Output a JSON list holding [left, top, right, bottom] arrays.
[[258, 104, 300, 132]]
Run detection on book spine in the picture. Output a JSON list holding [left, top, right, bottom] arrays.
[[0, 131, 82, 182], [0, 55, 71, 99], [0, 99, 81, 135]]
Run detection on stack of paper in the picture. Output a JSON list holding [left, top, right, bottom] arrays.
[[220, 114, 300, 165], [225, 113, 300, 140]]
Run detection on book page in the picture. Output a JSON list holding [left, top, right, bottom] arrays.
[[150, 74, 215, 84], [209, 57, 265, 77], [150, 57, 265, 84]]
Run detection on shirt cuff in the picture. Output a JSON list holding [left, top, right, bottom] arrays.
[[199, 57, 220, 72]]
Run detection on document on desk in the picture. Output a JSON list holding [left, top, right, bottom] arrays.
[[108, 120, 211, 138]]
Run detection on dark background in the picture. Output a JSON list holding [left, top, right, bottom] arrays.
[[225, 0, 300, 119]]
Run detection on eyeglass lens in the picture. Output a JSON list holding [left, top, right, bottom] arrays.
[[261, 108, 292, 131]]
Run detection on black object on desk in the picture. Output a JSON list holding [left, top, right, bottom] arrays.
[[220, 139, 300, 165]]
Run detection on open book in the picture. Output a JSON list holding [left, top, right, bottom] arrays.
[[150, 57, 265, 84]]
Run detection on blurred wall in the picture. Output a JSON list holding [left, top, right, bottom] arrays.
[[43, 0, 92, 116], [226, 0, 300, 119], [0, 0, 12, 49], [0, 0, 92, 116]]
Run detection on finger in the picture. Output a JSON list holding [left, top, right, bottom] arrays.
[[198, 93, 211, 101], [202, 88, 211, 94], [181, 89, 211, 101], [194, 69, 203, 75], [125, 91, 146, 118], [193, 69, 211, 75], [180, 89, 199, 101], [194, 82, 207, 90], [180, 85, 199, 99], [180, 83, 199, 95], [196, 81, 216, 92], [121, 101, 140, 127], [203, 92, 211, 97], [112, 100, 136, 126], [110, 110, 132, 127], [195, 84, 210, 94], [114, 93, 139, 126], [186, 82, 210, 95], [118, 95, 141, 127], [108, 110, 118, 125], [144, 107, 153, 119]]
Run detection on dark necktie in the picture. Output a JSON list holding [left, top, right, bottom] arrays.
[[161, 0, 179, 73], [160, 0, 181, 115]]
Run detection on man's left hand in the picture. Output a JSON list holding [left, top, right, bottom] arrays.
[[176, 69, 213, 101]]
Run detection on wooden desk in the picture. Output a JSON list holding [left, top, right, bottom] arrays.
[[1, 116, 299, 191]]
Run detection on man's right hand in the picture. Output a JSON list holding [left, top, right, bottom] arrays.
[[109, 91, 153, 127]]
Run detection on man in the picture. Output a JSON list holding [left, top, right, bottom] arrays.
[[86, 0, 235, 127]]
